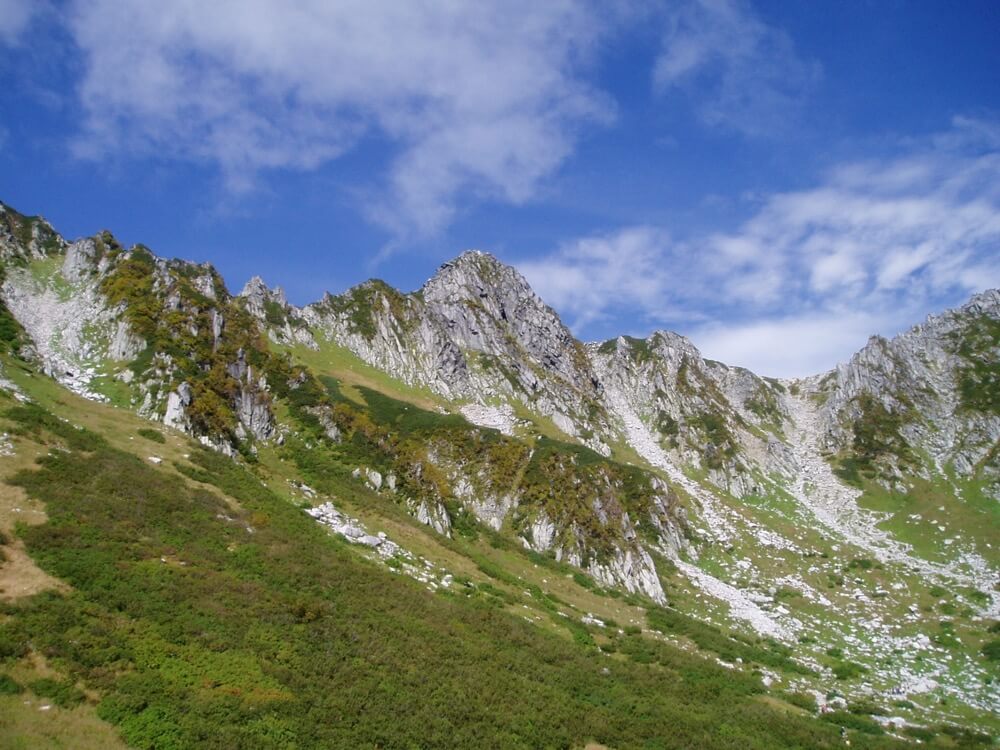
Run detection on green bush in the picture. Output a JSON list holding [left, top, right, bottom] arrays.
[[832, 661, 867, 680], [137, 427, 166, 444], [902, 726, 935, 741], [28, 677, 85, 707], [0, 627, 29, 661], [981, 638, 1000, 661], [820, 711, 884, 735], [784, 692, 815, 711], [0, 673, 24, 695]]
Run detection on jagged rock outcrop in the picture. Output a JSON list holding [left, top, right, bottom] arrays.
[[164, 382, 193, 431], [592, 332, 796, 498], [0, 202, 66, 261], [273, 252, 615, 454], [239, 276, 316, 349], [806, 290, 1000, 493], [0, 219, 277, 452]]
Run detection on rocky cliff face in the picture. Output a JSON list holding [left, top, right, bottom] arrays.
[[0, 210, 695, 599], [592, 332, 797, 498], [289, 252, 615, 454], [806, 289, 1000, 494], [0, 219, 276, 454]]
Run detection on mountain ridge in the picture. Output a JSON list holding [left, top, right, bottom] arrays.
[[1, 198, 998, 729]]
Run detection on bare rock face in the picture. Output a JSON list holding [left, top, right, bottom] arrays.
[[234, 384, 274, 442], [0, 240, 145, 402], [412, 499, 452, 536], [421, 251, 600, 399], [588, 546, 665, 603], [164, 382, 193, 431], [239, 276, 316, 349]]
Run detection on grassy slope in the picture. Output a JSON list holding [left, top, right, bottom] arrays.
[[0, 359, 930, 750]]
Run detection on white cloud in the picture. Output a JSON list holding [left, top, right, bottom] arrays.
[[653, 0, 820, 135], [67, 0, 613, 235], [692, 312, 896, 379], [0, 0, 40, 45], [516, 118, 1000, 377], [519, 226, 704, 330]]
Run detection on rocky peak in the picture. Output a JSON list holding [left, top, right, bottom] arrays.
[[240, 275, 288, 313], [422, 250, 518, 296], [0, 202, 66, 261], [810, 288, 1000, 492], [422, 250, 596, 394], [953, 287, 1000, 319]]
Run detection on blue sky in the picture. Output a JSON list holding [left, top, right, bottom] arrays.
[[1, 1, 998, 377]]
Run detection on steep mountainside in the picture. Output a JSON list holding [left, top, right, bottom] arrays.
[[1, 198, 998, 743], [298, 251, 614, 454], [810, 290, 1000, 493]]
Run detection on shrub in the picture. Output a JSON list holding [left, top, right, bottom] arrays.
[[137, 427, 166, 444], [820, 710, 884, 735], [28, 677, 85, 707], [0, 628, 28, 661], [832, 661, 867, 680], [0, 673, 24, 694], [784, 692, 815, 711], [982, 638, 1000, 661]]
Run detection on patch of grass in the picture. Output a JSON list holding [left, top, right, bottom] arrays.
[[136, 427, 166, 444], [820, 711, 884, 735], [784, 692, 815, 711], [645, 606, 813, 675], [4, 402, 108, 452], [937, 724, 994, 747], [359, 385, 470, 436]]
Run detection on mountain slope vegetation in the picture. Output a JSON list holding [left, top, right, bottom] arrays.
[[0, 199, 997, 747]]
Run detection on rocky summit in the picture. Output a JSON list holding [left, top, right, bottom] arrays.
[[0, 198, 998, 746]]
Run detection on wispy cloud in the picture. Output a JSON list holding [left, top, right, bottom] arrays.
[[519, 226, 700, 330], [653, 0, 820, 136], [67, 1, 614, 236], [519, 117, 1000, 376], [0, 0, 42, 45]]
